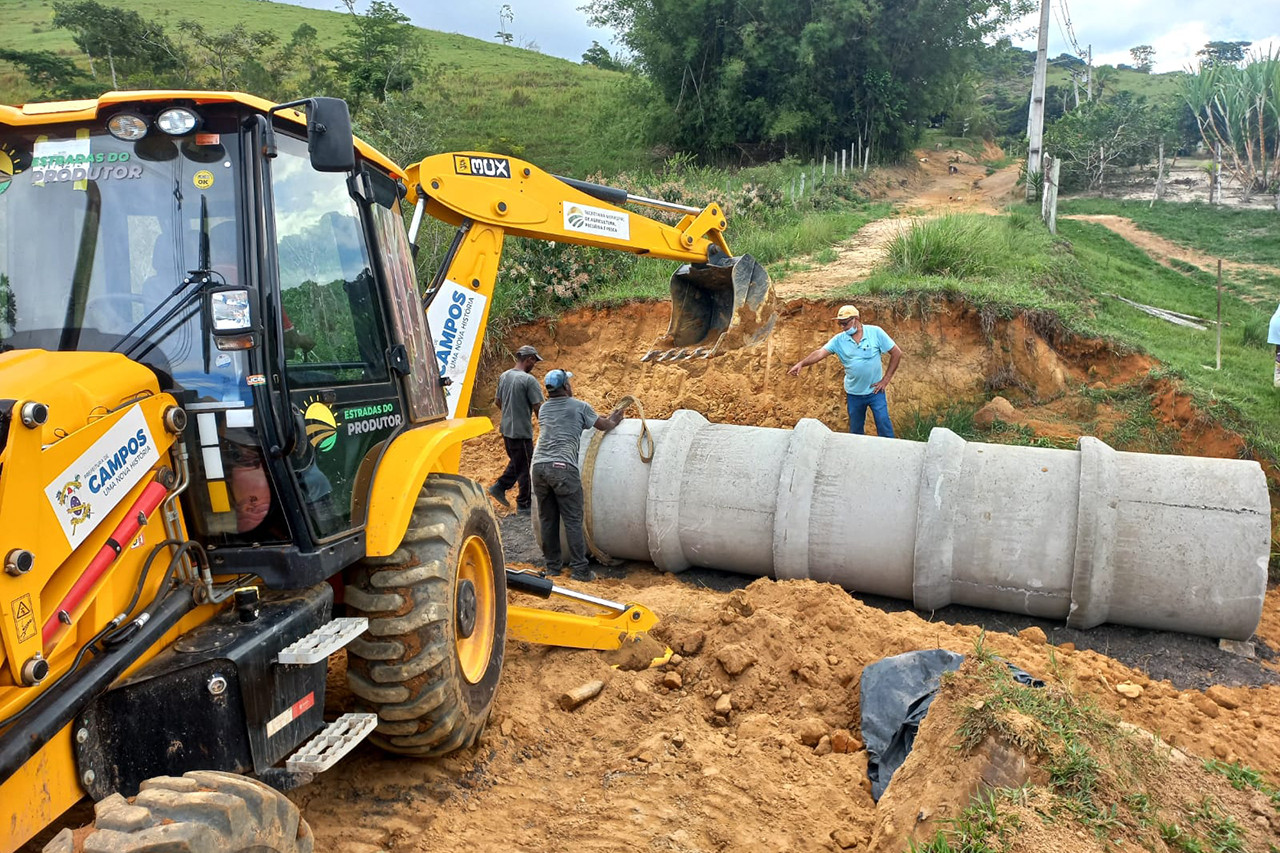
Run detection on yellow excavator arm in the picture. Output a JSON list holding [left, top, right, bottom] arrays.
[[405, 152, 777, 420], [405, 152, 733, 263]]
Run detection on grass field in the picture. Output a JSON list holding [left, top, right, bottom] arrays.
[[3, 0, 647, 174], [1045, 64, 1187, 102], [1060, 198, 1280, 268]]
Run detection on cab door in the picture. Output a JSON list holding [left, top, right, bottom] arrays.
[[268, 132, 406, 541]]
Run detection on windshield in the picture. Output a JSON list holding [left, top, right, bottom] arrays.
[[0, 117, 249, 404]]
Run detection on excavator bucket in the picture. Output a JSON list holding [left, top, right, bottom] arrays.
[[642, 253, 778, 361]]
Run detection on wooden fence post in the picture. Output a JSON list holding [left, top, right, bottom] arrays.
[[1152, 142, 1165, 206], [1047, 157, 1061, 234], [1211, 142, 1223, 205], [1215, 260, 1223, 371], [1041, 154, 1052, 222]]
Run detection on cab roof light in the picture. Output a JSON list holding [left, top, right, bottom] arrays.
[[156, 107, 200, 136], [107, 113, 148, 141]]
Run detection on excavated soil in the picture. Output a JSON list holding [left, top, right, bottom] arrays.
[[289, 576, 1280, 853], [458, 297, 1157, 486]]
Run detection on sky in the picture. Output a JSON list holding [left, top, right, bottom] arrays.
[[281, 0, 616, 62], [1006, 0, 1280, 74], [283, 0, 1280, 74]]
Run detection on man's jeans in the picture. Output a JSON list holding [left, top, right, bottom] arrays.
[[531, 461, 587, 572], [846, 390, 894, 437], [495, 436, 534, 509]]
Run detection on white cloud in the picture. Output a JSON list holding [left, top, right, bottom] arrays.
[[1010, 0, 1280, 73]]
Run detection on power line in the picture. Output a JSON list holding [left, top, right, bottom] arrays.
[[1054, 0, 1085, 59]]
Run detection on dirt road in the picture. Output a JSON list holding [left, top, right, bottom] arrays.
[[1065, 213, 1280, 304]]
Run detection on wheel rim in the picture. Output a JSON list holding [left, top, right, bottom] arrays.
[[456, 534, 497, 684]]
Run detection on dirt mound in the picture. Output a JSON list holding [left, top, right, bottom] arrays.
[[292, 578, 1280, 852], [870, 656, 1280, 852], [863, 143, 1021, 214]]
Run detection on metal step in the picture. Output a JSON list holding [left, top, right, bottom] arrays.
[[277, 617, 368, 665], [285, 713, 378, 774]]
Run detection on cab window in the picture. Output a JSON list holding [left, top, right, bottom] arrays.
[[271, 133, 388, 387]]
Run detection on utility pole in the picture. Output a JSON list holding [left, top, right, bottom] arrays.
[[1086, 45, 1093, 101], [1026, 0, 1050, 202]]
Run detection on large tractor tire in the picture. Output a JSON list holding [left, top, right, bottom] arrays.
[[42, 771, 312, 853], [345, 474, 506, 756]]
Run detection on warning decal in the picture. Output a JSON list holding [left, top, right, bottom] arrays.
[[12, 593, 36, 642]]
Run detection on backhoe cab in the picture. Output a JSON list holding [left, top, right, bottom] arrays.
[[0, 90, 762, 853]]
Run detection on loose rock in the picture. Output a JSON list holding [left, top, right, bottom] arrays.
[[1018, 626, 1047, 644], [1205, 685, 1239, 710]]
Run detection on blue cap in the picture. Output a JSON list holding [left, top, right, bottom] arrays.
[[544, 369, 573, 390]]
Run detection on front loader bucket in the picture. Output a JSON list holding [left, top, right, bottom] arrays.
[[642, 253, 778, 362]]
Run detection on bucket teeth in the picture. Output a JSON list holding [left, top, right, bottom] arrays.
[[645, 253, 777, 362]]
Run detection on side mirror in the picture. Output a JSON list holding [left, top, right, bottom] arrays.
[[269, 97, 355, 173], [304, 97, 354, 173], [206, 285, 259, 351]]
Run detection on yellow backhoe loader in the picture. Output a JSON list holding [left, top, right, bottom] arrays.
[[0, 91, 775, 852]]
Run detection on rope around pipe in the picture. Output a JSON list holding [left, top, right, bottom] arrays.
[[582, 395, 653, 566]]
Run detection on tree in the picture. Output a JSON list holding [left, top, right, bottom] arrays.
[[1196, 41, 1251, 68], [496, 4, 514, 45], [328, 0, 425, 107], [176, 21, 279, 91], [1129, 45, 1155, 73], [1183, 52, 1280, 200], [0, 48, 95, 98], [585, 0, 1034, 162], [51, 1, 180, 88], [1091, 65, 1119, 99], [1045, 93, 1174, 192], [581, 41, 626, 71]]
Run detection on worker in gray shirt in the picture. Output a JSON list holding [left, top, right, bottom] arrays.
[[489, 345, 544, 514], [532, 369, 624, 581]]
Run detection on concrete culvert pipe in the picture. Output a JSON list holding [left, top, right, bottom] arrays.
[[562, 411, 1270, 641]]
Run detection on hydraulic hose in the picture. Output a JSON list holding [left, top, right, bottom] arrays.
[[0, 588, 195, 784]]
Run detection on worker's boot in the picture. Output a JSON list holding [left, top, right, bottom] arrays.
[[569, 567, 597, 582], [487, 483, 511, 509]]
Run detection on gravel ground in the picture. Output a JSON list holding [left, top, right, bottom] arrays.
[[498, 513, 1279, 691]]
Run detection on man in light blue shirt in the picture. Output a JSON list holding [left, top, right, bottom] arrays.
[[1269, 301, 1280, 387], [788, 304, 902, 436]]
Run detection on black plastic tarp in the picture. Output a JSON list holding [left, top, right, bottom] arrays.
[[860, 649, 1043, 801]]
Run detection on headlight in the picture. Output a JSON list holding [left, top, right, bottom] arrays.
[[107, 113, 148, 141], [156, 107, 199, 136]]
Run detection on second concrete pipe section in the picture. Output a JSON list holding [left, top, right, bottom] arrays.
[[559, 411, 1270, 640]]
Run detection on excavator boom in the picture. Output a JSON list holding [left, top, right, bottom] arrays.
[[405, 153, 777, 408]]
